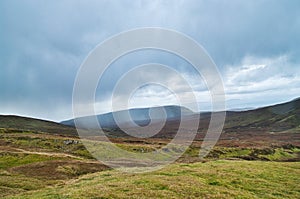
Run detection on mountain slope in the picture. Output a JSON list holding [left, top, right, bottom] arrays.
[[61, 98, 300, 134], [0, 98, 299, 137], [0, 115, 77, 136], [224, 98, 300, 132], [61, 105, 194, 129]]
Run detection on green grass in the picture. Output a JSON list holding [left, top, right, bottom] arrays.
[[0, 115, 77, 136], [0, 153, 61, 170], [0, 175, 50, 192], [0, 169, 61, 198], [81, 140, 175, 162], [2, 134, 94, 159], [259, 148, 298, 161], [1, 130, 300, 198], [183, 146, 300, 161], [6, 161, 300, 199], [3, 132, 299, 162], [116, 143, 157, 153], [214, 148, 252, 159]]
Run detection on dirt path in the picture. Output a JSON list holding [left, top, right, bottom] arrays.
[[16, 148, 85, 159], [0, 146, 99, 163]]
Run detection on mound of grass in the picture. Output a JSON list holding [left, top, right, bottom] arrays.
[[0, 153, 61, 170], [0, 174, 51, 198], [1, 133, 94, 159], [259, 148, 299, 161]]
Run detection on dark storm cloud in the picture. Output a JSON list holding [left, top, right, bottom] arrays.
[[0, 0, 299, 120]]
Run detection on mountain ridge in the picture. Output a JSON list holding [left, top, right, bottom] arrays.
[[0, 98, 299, 136], [61, 105, 194, 129]]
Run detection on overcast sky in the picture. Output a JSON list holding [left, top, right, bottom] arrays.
[[1, 0, 300, 121]]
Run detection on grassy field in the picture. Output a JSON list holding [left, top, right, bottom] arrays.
[[0, 129, 299, 198], [5, 161, 300, 199]]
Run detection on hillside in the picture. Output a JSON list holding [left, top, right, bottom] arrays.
[[59, 98, 300, 141], [224, 98, 300, 132], [61, 105, 194, 129], [0, 99, 299, 198], [0, 98, 299, 139], [5, 161, 300, 199], [0, 115, 77, 136], [0, 123, 299, 198]]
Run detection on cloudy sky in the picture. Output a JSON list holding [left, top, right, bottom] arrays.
[[1, 0, 300, 121]]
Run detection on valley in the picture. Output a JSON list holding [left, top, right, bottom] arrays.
[[0, 98, 299, 198]]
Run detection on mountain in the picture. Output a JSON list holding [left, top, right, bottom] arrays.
[[0, 115, 77, 136], [224, 97, 300, 132], [1, 98, 299, 138], [61, 105, 194, 129], [62, 98, 300, 133]]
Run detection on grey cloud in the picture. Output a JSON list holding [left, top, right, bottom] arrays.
[[0, 0, 299, 121]]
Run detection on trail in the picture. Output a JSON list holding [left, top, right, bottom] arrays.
[[0, 146, 99, 163]]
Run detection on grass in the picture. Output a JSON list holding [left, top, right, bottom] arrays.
[[1, 130, 299, 198], [182, 146, 300, 161], [0, 115, 77, 136], [6, 160, 300, 199], [2, 132, 299, 162], [259, 148, 298, 161], [0, 153, 61, 169], [1, 133, 94, 159]]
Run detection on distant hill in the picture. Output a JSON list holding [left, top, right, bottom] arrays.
[[61, 105, 194, 129], [61, 98, 300, 133], [0, 98, 299, 137], [224, 98, 300, 132], [0, 115, 77, 136]]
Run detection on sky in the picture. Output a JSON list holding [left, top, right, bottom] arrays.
[[0, 0, 300, 122]]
